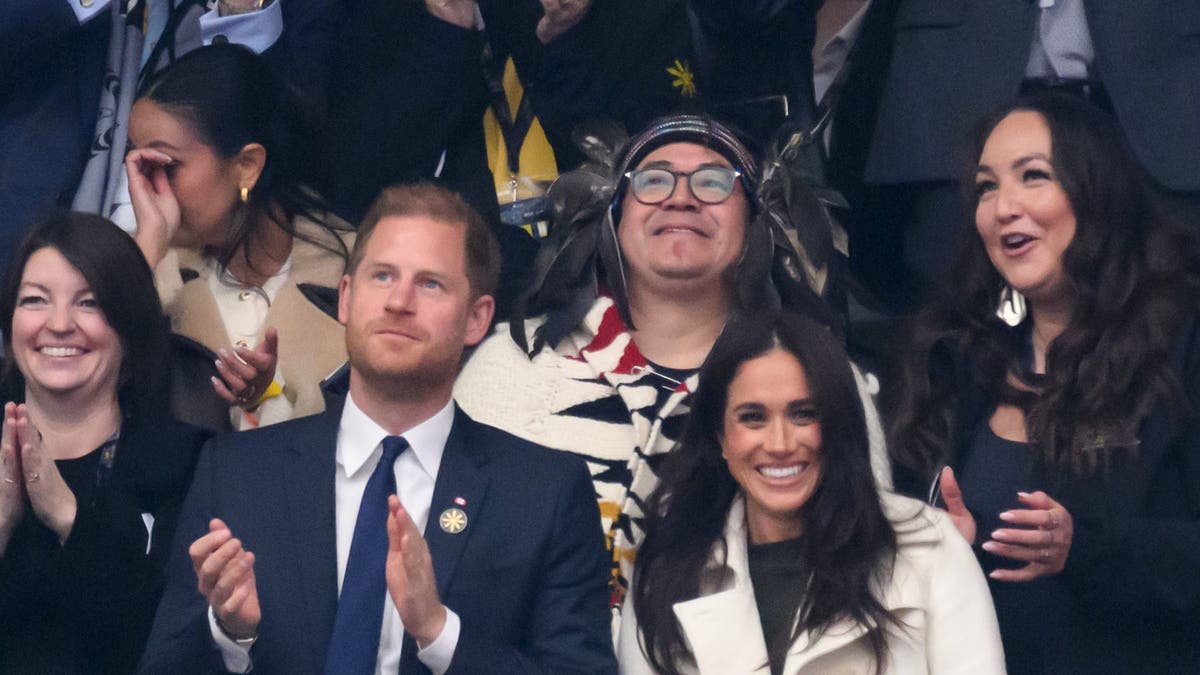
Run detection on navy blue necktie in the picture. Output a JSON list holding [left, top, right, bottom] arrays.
[[324, 436, 408, 675]]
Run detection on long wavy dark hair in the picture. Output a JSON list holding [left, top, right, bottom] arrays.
[[632, 311, 897, 674], [1, 212, 171, 423], [887, 92, 1200, 481], [137, 43, 348, 274]]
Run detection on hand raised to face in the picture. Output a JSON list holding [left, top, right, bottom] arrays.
[[385, 495, 447, 646], [125, 148, 182, 271]]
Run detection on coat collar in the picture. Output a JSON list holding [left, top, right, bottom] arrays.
[[673, 495, 929, 674]]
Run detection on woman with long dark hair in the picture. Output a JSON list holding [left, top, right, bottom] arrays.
[[126, 43, 353, 430], [888, 92, 1200, 674], [0, 213, 210, 674], [620, 312, 1002, 674]]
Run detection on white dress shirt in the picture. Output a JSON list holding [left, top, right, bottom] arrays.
[[210, 394, 462, 673]]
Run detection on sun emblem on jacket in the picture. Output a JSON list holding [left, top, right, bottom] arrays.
[[439, 508, 468, 534], [667, 59, 697, 98]]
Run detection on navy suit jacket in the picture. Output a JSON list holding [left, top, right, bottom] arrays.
[[139, 400, 615, 674]]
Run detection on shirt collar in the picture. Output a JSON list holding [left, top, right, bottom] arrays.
[[337, 392, 453, 483]]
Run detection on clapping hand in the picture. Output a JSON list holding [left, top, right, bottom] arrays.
[[190, 518, 261, 640], [982, 491, 1074, 582], [10, 405, 78, 544], [0, 403, 27, 552], [937, 466, 977, 545], [211, 328, 280, 409], [385, 495, 447, 646], [126, 148, 182, 270]]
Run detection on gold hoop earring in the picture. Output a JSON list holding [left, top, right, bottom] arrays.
[[240, 186, 249, 203]]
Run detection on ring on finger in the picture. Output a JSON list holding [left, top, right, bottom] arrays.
[[1041, 548, 1050, 562], [25, 471, 40, 483], [2, 476, 15, 484]]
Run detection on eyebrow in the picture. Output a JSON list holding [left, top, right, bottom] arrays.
[[145, 140, 182, 153], [17, 282, 93, 300], [731, 402, 765, 412], [363, 261, 454, 282], [639, 160, 732, 171], [976, 152, 1051, 176]]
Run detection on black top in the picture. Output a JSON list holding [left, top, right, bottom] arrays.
[[958, 420, 1051, 675], [0, 417, 209, 675], [748, 535, 807, 675]]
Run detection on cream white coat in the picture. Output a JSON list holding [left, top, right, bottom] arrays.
[[618, 493, 1006, 674]]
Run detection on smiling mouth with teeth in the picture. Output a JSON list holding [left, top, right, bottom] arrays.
[[758, 463, 810, 479], [655, 225, 706, 237], [39, 347, 85, 357]]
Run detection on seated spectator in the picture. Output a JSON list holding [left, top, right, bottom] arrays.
[[139, 183, 614, 675], [126, 44, 354, 430], [887, 92, 1200, 674], [455, 114, 890, 622], [619, 311, 1004, 674], [0, 0, 327, 280], [0, 212, 210, 675]]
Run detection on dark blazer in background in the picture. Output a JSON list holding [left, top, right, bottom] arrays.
[[0, 1, 109, 276], [140, 400, 616, 674], [862, 0, 1200, 191]]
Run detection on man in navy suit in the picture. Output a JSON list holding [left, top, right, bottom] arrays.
[[140, 183, 615, 674]]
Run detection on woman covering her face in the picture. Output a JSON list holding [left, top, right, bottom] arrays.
[[126, 43, 354, 430], [0, 213, 211, 674], [619, 312, 1004, 675], [888, 92, 1200, 674]]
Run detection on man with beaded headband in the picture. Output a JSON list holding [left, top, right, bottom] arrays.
[[454, 114, 890, 631]]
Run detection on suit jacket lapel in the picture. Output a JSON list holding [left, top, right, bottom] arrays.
[[280, 404, 342, 670], [424, 408, 491, 599]]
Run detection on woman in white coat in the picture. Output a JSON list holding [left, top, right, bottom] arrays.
[[619, 312, 1005, 674]]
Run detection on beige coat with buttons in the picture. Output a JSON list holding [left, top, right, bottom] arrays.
[[154, 214, 353, 426]]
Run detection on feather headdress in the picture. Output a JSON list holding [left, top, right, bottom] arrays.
[[511, 113, 843, 356]]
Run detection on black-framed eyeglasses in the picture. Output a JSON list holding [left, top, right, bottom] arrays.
[[624, 167, 743, 205]]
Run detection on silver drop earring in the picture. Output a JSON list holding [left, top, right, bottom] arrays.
[[995, 285, 1027, 327]]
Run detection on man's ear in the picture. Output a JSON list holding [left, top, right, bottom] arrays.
[[337, 274, 352, 325], [463, 294, 495, 347], [234, 142, 267, 194]]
